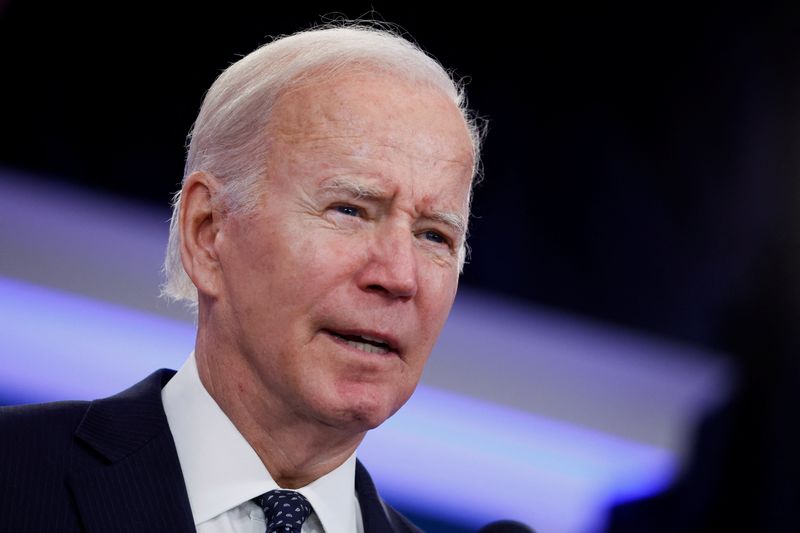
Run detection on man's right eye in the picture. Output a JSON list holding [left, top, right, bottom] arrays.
[[334, 205, 361, 217]]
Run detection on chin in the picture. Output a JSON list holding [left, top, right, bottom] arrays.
[[321, 385, 410, 432]]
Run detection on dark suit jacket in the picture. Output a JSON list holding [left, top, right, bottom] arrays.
[[0, 369, 421, 533]]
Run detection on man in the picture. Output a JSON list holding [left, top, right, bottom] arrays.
[[0, 23, 482, 533]]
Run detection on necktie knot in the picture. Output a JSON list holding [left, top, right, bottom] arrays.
[[254, 489, 312, 533]]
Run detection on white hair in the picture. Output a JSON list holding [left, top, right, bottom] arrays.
[[162, 22, 485, 307]]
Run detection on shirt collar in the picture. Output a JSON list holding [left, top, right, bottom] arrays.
[[162, 352, 359, 533]]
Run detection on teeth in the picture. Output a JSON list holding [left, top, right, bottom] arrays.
[[360, 334, 388, 345], [343, 339, 389, 354]]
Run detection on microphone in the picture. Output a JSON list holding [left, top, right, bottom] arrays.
[[477, 519, 537, 533]]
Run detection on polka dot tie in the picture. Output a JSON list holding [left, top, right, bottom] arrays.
[[254, 489, 313, 533]]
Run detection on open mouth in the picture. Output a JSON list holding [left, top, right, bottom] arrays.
[[324, 330, 396, 355]]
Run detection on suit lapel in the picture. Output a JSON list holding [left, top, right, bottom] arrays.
[[67, 370, 195, 533], [65, 370, 411, 533], [356, 459, 411, 533]]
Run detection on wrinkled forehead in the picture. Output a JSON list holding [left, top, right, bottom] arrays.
[[264, 69, 475, 174]]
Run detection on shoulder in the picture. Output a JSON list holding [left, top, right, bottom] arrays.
[[0, 400, 91, 519], [0, 400, 90, 452], [0, 371, 181, 532], [0, 400, 91, 477], [0, 369, 176, 459]]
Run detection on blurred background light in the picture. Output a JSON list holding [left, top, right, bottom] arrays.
[[0, 168, 731, 533]]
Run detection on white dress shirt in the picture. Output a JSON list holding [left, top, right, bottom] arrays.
[[162, 353, 364, 533]]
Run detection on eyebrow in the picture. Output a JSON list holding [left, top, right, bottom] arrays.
[[320, 176, 468, 238], [321, 177, 385, 200], [430, 210, 467, 238]]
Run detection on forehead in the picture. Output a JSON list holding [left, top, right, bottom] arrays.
[[264, 71, 475, 185]]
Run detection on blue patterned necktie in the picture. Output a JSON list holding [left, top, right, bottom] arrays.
[[254, 489, 313, 533]]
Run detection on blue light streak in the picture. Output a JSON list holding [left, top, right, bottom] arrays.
[[0, 275, 675, 533]]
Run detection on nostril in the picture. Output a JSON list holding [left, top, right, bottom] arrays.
[[366, 284, 388, 294]]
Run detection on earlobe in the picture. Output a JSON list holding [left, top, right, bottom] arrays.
[[179, 171, 223, 298]]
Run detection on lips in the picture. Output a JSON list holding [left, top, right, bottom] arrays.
[[323, 329, 399, 355]]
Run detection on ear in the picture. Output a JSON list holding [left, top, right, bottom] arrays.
[[179, 171, 223, 298]]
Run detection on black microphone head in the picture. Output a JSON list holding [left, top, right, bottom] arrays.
[[477, 519, 537, 533]]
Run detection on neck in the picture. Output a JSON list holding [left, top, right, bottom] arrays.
[[194, 330, 364, 489]]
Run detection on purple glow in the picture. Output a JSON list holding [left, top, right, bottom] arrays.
[[1, 275, 677, 533], [361, 385, 675, 533], [0, 275, 193, 402]]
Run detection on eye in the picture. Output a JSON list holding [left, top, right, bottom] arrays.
[[421, 230, 449, 246], [334, 204, 361, 217]]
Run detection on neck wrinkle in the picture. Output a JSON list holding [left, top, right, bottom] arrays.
[[194, 330, 365, 489]]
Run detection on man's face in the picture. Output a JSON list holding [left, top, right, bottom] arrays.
[[212, 71, 474, 433]]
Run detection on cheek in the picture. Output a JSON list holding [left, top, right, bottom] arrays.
[[424, 270, 459, 315], [410, 272, 458, 351], [295, 230, 367, 278], [251, 221, 341, 287]]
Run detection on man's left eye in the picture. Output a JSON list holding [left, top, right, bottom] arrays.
[[422, 230, 447, 245], [335, 205, 361, 217]]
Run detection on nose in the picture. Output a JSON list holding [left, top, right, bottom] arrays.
[[356, 224, 418, 300]]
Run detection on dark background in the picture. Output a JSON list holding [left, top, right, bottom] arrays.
[[2, 3, 798, 354], [2, 3, 800, 531]]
